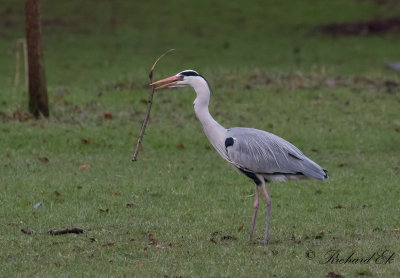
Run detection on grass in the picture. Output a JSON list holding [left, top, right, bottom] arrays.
[[1, 0, 400, 277]]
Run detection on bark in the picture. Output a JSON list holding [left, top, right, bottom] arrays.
[[25, 0, 49, 118]]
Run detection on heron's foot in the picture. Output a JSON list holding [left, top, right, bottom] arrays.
[[262, 238, 269, 244]]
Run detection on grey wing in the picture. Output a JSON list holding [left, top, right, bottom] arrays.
[[226, 127, 327, 180]]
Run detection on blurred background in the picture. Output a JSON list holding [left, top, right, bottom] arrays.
[[1, 0, 399, 92]]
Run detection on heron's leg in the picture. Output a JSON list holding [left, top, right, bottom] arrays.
[[249, 183, 259, 240], [261, 181, 272, 244]]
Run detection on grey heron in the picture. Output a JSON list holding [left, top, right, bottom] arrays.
[[151, 70, 327, 243]]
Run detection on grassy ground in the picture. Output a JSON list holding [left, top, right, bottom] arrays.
[[1, 0, 400, 277]]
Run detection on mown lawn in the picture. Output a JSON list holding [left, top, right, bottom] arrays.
[[1, 0, 400, 277]]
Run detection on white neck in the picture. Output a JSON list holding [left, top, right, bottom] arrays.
[[191, 79, 228, 160]]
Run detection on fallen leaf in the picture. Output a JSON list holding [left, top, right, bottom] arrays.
[[140, 99, 148, 104], [311, 149, 319, 152], [81, 138, 90, 144], [392, 228, 400, 232], [99, 208, 109, 213], [338, 163, 347, 167], [177, 142, 184, 148], [38, 157, 49, 163], [315, 190, 322, 195], [79, 164, 91, 170], [77, 186, 83, 190], [237, 224, 244, 232], [129, 238, 135, 241], [102, 242, 115, 247], [334, 205, 343, 209], [108, 259, 114, 263], [104, 112, 113, 120], [209, 238, 217, 244], [126, 203, 136, 208], [54, 191, 61, 196], [268, 123, 274, 129]]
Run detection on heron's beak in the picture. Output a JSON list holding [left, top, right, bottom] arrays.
[[150, 75, 182, 90]]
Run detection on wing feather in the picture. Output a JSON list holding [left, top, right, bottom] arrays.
[[226, 127, 326, 180]]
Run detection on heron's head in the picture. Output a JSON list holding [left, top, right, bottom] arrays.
[[150, 70, 204, 90]]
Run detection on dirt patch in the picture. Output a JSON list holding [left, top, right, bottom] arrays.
[[316, 17, 400, 36]]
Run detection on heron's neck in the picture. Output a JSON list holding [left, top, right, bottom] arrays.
[[192, 81, 228, 159]]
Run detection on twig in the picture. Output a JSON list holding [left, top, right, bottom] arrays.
[[48, 227, 84, 235], [131, 49, 175, 162], [21, 227, 37, 234]]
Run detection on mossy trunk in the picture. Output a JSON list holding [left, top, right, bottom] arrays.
[[25, 0, 49, 118]]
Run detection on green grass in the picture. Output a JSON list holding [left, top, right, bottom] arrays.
[[1, 0, 400, 277]]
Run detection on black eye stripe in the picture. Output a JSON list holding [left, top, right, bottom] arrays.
[[180, 70, 199, 76]]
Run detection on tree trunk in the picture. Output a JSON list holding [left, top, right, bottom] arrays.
[[25, 0, 49, 118]]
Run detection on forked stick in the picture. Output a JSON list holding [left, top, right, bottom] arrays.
[[131, 49, 175, 162]]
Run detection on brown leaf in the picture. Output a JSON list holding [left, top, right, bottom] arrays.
[[137, 263, 143, 268], [54, 191, 61, 196], [268, 123, 274, 129], [204, 145, 211, 150], [209, 238, 217, 244], [99, 208, 109, 213], [77, 186, 83, 190], [38, 157, 49, 163], [177, 142, 184, 148], [140, 99, 148, 104], [104, 112, 113, 120], [311, 149, 319, 152], [392, 228, 400, 232], [79, 164, 91, 170], [126, 203, 136, 208], [338, 163, 347, 167], [237, 224, 244, 232], [334, 205, 343, 209], [102, 242, 115, 247], [81, 138, 90, 144]]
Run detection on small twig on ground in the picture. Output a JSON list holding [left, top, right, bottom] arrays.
[[131, 49, 175, 162], [48, 227, 84, 235], [21, 228, 37, 234], [21, 227, 85, 236]]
